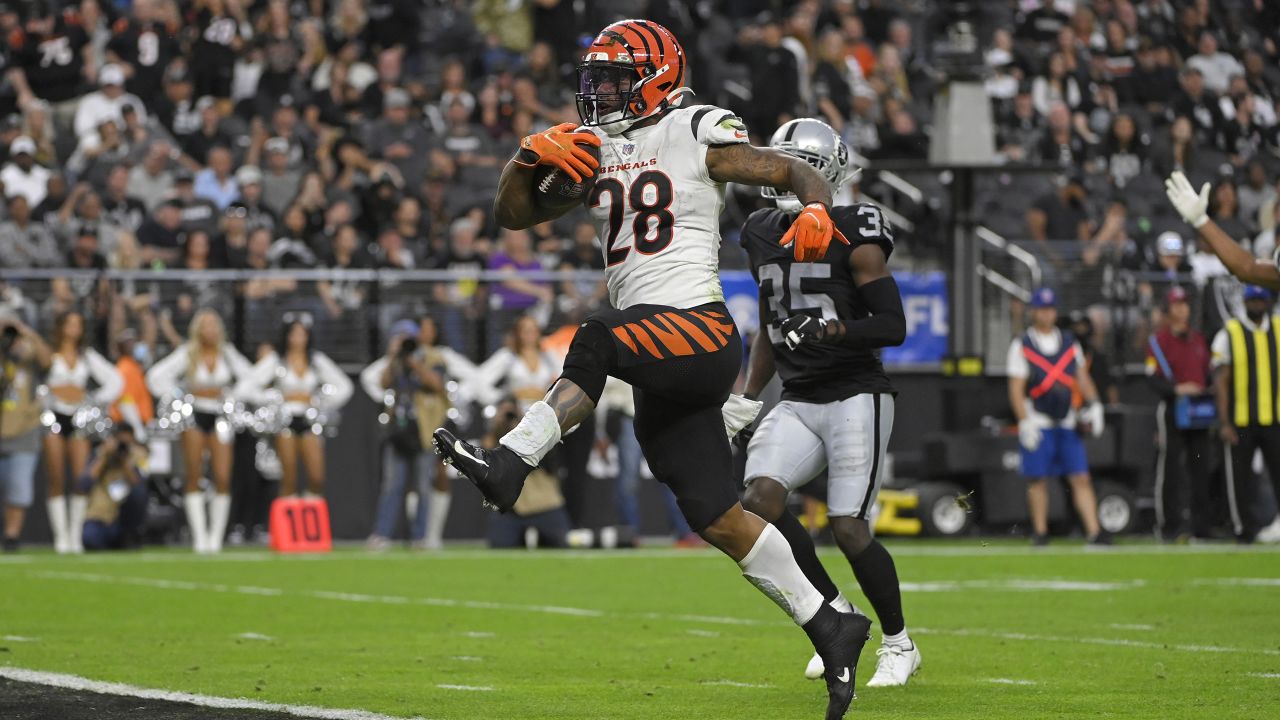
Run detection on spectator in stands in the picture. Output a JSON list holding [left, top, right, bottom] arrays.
[[1009, 288, 1108, 547], [1222, 94, 1264, 166], [731, 14, 802, 141], [1, 136, 51, 208], [0, 195, 61, 268], [1032, 52, 1084, 118], [1037, 102, 1087, 167], [1186, 31, 1243, 96], [1130, 40, 1180, 116], [1152, 115, 1204, 180], [1099, 113, 1148, 190], [233, 166, 276, 233], [194, 145, 239, 210], [1027, 172, 1091, 266], [127, 142, 178, 211], [254, 140, 295, 216], [364, 88, 432, 191], [73, 64, 146, 143], [1172, 68, 1225, 149], [998, 89, 1045, 163], [558, 222, 607, 318], [487, 228, 551, 349], [137, 198, 185, 266], [1208, 180, 1250, 243], [0, 315, 48, 553], [7, 6, 91, 125], [79, 424, 149, 551], [1238, 161, 1276, 232], [101, 165, 146, 234]]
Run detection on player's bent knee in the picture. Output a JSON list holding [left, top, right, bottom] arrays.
[[742, 477, 787, 522], [830, 515, 873, 558], [559, 319, 618, 405]]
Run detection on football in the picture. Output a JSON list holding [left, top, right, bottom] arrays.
[[531, 141, 601, 210]]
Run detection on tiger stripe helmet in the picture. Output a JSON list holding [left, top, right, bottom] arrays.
[[576, 19, 687, 136]]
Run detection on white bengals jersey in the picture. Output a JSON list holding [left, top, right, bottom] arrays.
[[584, 105, 749, 310]]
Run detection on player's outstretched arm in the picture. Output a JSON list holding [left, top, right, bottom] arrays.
[[706, 143, 845, 262], [1165, 170, 1280, 290], [705, 143, 833, 208], [777, 244, 905, 350]]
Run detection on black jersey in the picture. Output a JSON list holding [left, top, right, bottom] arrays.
[[740, 203, 896, 403], [108, 18, 179, 103], [9, 14, 89, 103]]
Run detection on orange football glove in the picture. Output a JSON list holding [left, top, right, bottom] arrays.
[[513, 122, 602, 183], [779, 202, 849, 262]]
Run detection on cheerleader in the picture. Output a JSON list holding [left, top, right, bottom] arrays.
[[235, 313, 353, 497], [39, 311, 124, 554], [146, 310, 252, 553]]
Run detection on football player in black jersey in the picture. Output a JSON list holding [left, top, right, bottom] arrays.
[[740, 118, 921, 688]]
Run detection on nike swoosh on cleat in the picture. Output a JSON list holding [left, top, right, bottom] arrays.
[[453, 440, 489, 467], [836, 668, 850, 683]]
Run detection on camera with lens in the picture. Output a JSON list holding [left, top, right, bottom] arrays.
[[398, 337, 419, 359]]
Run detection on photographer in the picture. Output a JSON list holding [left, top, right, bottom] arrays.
[[361, 318, 473, 550], [485, 395, 571, 549], [79, 425, 149, 551], [0, 316, 50, 553]]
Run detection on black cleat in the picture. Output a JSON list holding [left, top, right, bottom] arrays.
[[809, 608, 872, 720], [432, 428, 532, 513]]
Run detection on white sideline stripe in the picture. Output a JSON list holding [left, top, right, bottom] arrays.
[[913, 627, 1280, 657], [1193, 578, 1280, 587], [985, 678, 1037, 686], [434, 684, 492, 692], [1, 635, 39, 642], [686, 629, 721, 638], [0, 667, 428, 720], [1108, 624, 1155, 631], [15, 542, 1279, 565], [235, 632, 275, 641], [901, 579, 1144, 592], [462, 631, 495, 639], [450, 656, 483, 662], [29, 571, 1280, 658], [702, 680, 772, 688], [1247, 672, 1280, 679]]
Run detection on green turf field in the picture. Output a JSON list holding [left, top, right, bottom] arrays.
[[1, 541, 1278, 719]]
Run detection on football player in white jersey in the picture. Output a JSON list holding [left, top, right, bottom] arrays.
[[434, 19, 870, 720]]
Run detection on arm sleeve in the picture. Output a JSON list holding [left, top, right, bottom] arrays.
[[145, 346, 188, 397], [86, 350, 124, 406], [312, 352, 354, 408], [1210, 330, 1231, 369], [831, 275, 906, 349], [1006, 339, 1029, 379], [440, 347, 480, 405], [694, 108, 751, 147], [471, 348, 514, 405], [224, 346, 255, 380], [359, 357, 389, 403]]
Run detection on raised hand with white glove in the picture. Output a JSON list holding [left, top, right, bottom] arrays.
[[1018, 417, 1042, 452], [1081, 402, 1105, 438], [1164, 171, 1209, 228]]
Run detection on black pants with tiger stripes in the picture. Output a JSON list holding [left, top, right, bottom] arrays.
[[561, 302, 743, 532], [1224, 424, 1280, 540]]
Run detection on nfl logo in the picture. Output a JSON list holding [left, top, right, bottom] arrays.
[[622, 143, 635, 156]]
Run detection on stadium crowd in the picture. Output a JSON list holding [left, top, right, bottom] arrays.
[[1, 1, 1280, 550]]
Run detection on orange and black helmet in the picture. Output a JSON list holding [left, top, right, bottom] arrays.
[[576, 19, 686, 135]]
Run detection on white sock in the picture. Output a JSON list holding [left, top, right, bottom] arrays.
[[67, 495, 87, 553], [883, 629, 912, 649], [46, 496, 69, 553], [830, 593, 854, 614], [426, 490, 451, 547], [499, 401, 562, 467], [183, 493, 207, 552], [737, 523, 825, 626], [208, 494, 231, 553]]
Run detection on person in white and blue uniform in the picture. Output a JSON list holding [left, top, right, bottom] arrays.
[[1007, 287, 1109, 546]]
